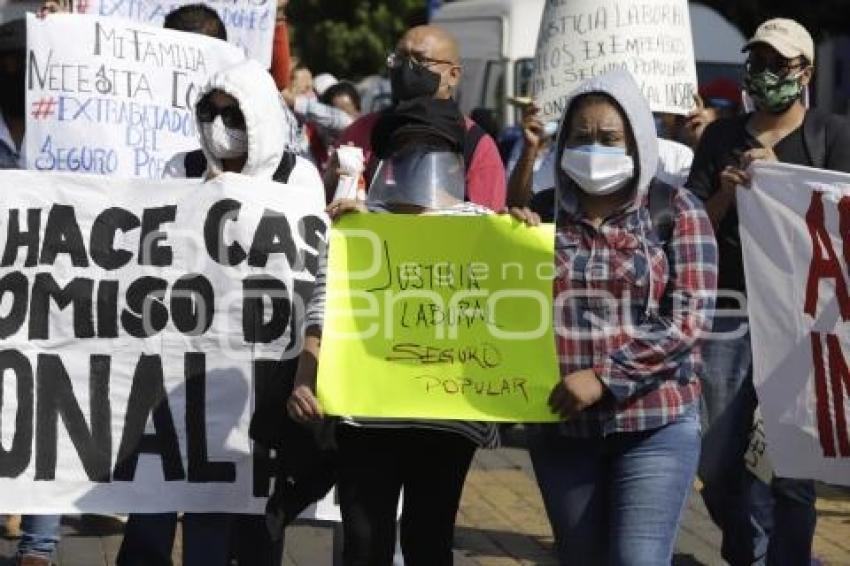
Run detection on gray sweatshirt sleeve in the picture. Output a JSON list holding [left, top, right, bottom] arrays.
[[293, 96, 354, 134], [304, 242, 328, 331]]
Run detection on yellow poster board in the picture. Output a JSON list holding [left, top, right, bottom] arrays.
[[317, 213, 561, 422]]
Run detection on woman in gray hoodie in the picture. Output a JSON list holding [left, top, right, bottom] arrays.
[[528, 70, 717, 565]]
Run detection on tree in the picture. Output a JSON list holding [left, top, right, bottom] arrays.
[[697, 0, 850, 41], [285, 0, 850, 80], [286, 0, 427, 80]]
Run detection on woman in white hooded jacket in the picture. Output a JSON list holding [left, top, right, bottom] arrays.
[[163, 59, 322, 190], [117, 59, 324, 566]]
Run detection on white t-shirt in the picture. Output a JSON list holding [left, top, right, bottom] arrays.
[[656, 138, 694, 188]]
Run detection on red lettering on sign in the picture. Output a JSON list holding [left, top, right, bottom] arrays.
[[811, 332, 850, 458], [804, 191, 850, 320]]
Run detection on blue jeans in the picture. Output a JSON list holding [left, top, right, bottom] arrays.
[[699, 315, 817, 566], [528, 409, 700, 566], [16, 515, 61, 559]]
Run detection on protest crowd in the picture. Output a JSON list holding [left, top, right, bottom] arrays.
[[0, 0, 848, 565]]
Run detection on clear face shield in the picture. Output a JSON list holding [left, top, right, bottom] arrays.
[[367, 150, 465, 210]]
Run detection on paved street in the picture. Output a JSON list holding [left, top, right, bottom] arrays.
[[1, 441, 848, 565]]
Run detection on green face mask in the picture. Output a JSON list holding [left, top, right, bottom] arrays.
[[744, 69, 804, 114]]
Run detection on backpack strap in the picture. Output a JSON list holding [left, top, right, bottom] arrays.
[[272, 151, 297, 184], [183, 149, 297, 183], [803, 109, 828, 170], [648, 179, 676, 245], [529, 187, 556, 223], [183, 150, 207, 179], [647, 179, 678, 316]]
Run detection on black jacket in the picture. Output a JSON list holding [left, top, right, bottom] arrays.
[[686, 108, 850, 296]]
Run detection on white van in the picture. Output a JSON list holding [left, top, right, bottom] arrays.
[[433, 0, 746, 128], [432, 0, 545, 129]]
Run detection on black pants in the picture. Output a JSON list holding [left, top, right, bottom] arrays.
[[336, 425, 477, 566], [116, 513, 282, 566]]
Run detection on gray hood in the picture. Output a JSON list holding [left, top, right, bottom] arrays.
[[554, 69, 659, 216], [196, 59, 300, 178]]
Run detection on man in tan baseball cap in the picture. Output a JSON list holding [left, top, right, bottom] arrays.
[[741, 17, 815, 115], [687, 15, 850, 566], [743, 17, 815, 64]]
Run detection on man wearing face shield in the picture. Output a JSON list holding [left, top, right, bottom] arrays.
[[286, 110, 538, 564], [687, 18, 850, 566], [365, 148, 467, 211], [325, 25, 506, 211]]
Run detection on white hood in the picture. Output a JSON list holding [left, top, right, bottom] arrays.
[[555, 69, 659, 216], [196, 59, 300, 179]]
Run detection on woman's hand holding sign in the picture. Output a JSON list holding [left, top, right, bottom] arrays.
[[327, 198, 368, 221], [505, 206, 542, 226], [548, 369, 605, 419], [720, 147, 779, 195]]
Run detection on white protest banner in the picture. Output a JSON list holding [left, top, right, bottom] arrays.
[[0, 169, 328, 513], [25, 13, 244, 180], [76, 0, 275, 67], [530, 0, 698, 119], [739, 161, 850, 486]]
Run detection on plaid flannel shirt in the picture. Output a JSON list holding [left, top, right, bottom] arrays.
[[553, 187, 717, 436]]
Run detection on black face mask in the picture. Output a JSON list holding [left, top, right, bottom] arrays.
[[390, 59, 441, 103], [371, 97, 465, 160]]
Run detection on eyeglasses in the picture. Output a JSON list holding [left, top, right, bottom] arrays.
[[386, 51, 456, 70], [196, 97, 246, 129], [745, 56, 806, 77]]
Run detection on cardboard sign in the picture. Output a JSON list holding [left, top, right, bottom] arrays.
[[81, 0, 275, 66], [317, 214, 560, 422], [530, 0, 698, 119], [25, 13, 244, 179]]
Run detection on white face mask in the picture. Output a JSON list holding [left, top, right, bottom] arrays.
[[202, 116, 248, 159], [560, 144, 634, 196]]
